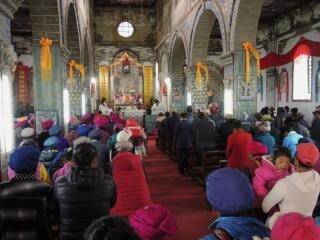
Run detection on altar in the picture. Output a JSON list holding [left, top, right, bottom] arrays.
[[122, 109, 145, 126]]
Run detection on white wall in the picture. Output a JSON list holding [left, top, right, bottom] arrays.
[[276, 30, 320, 123]]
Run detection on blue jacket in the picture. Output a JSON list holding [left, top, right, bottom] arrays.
[[174, 120, 193, 149], [282, 131, 303, 157], [255, 132, 275, 154], [201, 217, 270, 240]]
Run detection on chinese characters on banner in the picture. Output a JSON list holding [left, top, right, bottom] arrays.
[[143, 66, 154, 105], [99, 66, 109, 100]]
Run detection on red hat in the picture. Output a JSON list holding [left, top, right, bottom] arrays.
[[271, 212, 320, 240], [126, 118, 139, 127], [296, 143, 319, 167], [41, 119, 54, 131], [249, 141, 268, 156]]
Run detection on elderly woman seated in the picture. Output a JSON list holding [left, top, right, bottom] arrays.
[[111, 130, 153, 217]]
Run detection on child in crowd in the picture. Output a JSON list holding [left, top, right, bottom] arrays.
[[262, 143, 320, 229], [129, 204, 177, 240], [282, 124, 303, 157], [201, 168, 270, 240], [52, 147, 73, 183], [253, 147, 293, 199]]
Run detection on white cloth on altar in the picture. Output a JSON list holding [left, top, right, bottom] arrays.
[[99, 104, 113, 116]]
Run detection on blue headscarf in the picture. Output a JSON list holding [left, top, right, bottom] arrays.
[[206, 168, 254, 215], [9, 146, 40, 174], [208, 217, 270, 240], [77, 124, 92, 137], [49, 124, 62, 136]]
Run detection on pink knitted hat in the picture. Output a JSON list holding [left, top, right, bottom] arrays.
[[271, 213, 320, 240], [129, 204, 177, 240], [41, 119, 54, 131], [93, 115, 109, 128]]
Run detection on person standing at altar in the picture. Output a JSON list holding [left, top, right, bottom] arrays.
[[99, 98, 113, 116], [125, 102, 138, 111], [151, 99, 164, 115]]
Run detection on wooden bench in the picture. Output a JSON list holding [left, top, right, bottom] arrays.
[[199, 150, 226, 185]]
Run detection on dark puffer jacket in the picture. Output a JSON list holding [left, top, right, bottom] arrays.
[[54, 167, 117, 240], [0, 181, 54, 240]]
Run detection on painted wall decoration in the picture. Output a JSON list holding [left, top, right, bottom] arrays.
[[111, 52, 143, 106], [237, 76, 255, 101], [315, 61, 320, 102], [14, 62, 33, 115], [278, 68, 289, 102], [99, 66, 109, 101], [143, 66, 154, 106]]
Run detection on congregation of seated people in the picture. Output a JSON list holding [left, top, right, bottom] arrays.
[[154, 104, 320, 239], [1, 110, 177, 240], [2, 104, 320, 240]]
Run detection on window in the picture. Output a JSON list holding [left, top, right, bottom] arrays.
[[117, 22, 134, 38], [293, 55, 312, 101]]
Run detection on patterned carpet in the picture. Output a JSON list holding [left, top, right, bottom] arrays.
[[144, 140, 212, 240]]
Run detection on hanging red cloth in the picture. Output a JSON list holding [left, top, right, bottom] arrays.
[[260, 37, 320, 69]]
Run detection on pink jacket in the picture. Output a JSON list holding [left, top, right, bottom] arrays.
[[253, 157, 294, 199], [52, 163, 72, 183]]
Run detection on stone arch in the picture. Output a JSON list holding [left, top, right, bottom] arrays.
[[189, 3, 227, 65], [66, 2, 81, 61], [230, 0, 263, 50], [170, 35, 187, 81]]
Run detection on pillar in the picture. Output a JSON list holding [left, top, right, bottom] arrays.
[[0, 0, 23, 179]]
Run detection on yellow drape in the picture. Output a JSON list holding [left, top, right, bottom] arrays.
[[243, 41, 260, 84], [68, 60, 85, 84], [39, 37, 52, 81], [195, 63, 208, 89]]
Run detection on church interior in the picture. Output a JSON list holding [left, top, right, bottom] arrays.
[[1, 0, 320, 239]]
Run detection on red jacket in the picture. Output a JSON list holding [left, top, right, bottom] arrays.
[[111, 152, 152, 217], [226, 129, 253, 169]]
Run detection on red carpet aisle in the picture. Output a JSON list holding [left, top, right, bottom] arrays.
[[144, 140, 212, 240]]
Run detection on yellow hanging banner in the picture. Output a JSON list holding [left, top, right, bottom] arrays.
[[99, 66, 109, 100], [243, 41, 260, 84], [143, 66, 154, 105], [39, 37, 53, 81]]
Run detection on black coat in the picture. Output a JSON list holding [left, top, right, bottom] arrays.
[[54, 168, 117, 240], [0, 180, 54, 240], [91, 140, 112, 174]]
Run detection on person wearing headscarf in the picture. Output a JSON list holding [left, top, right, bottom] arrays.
[[129, 204, 177, 240], [262, 143, 320, 229], [52, 147, 73, 183], [8, 145, 41, 181], [88, 128, 111, 174], [201, 168, 270, 240], [20, 127, 35, 140], [254, 121, 275, 155], [64, 117, 81, 146], [93, 115, 111, 144], [37, 119, 54, 150], [271, 213, 320, 240], [111, 138, 152, 217], [0, 145, 54, 239], [81, 112, 93, 125], [108, 123, 124, 155], [8, 140, 51, 184]]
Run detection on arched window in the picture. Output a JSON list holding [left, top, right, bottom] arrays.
[[293, 55, 312, 101]]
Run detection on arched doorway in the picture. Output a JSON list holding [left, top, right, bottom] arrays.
[[190, 9, 224, 113], [66, 3, 82, 116], [170, 36, 187, 112]]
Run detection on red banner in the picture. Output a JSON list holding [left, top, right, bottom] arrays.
[[260, 37, 320, 69]]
